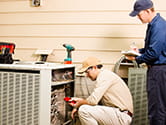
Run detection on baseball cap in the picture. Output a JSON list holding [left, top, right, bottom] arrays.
[[129, 0, 153, 17], [77, 57, 102, 74]]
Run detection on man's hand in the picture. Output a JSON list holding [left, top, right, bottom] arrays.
[[69, 97, 88, 108], [125, 55, 136, 61], [68, 97, 88, 119], [71, 108, 77, 119]]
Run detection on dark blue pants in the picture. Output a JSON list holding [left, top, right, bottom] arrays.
[[147, 65, 166, 125]]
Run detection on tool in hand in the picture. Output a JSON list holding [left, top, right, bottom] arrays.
[[64, 97, 76, 104], [63, 44, 75, 64]]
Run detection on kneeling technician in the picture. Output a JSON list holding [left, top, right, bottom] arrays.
[[69, 57, 133, 125]]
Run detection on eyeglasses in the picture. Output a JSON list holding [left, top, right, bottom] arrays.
[[85, 66, 93, 73]]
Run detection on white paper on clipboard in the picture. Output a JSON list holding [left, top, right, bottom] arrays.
[[121, 50, 141, 56]]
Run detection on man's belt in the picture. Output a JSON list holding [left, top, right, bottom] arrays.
[[147, 64, 166, 68], [122, 110, 133, 117]]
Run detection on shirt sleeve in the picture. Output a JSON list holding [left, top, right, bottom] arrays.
[[136, 23, 165, 64], [86, 70, 115, 105]]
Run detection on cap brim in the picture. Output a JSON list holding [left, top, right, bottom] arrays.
[[77, 67, 89, 74], [129, 10, 139, 17]]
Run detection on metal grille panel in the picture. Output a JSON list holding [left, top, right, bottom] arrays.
[[0, 71, 40, 125], [128, 68, 149, 125]]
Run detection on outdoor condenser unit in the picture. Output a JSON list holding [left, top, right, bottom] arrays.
[[0, 62, 75, 125], [128, 67, 149, 125]]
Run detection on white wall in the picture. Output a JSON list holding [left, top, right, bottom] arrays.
[[0, 0, 165, 70]]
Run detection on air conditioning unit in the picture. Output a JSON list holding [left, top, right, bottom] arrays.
[[128, 67, 149, 125], [0, 62, 75, 125]]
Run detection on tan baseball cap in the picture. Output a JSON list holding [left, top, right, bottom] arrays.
[[78, 57, 102, 74]]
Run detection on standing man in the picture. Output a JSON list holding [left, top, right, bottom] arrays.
[[69, 57, 133, 125], [127, 0, 166, 124]]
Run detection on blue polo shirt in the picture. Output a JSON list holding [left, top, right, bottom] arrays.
[[136, 13, 166, 65]]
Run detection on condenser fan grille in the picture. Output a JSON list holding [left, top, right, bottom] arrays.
[[0, 71, 40, 125], [128, 68, 149, 125]]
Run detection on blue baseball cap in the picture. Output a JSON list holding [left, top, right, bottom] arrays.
[[129, 0, 153, 17]]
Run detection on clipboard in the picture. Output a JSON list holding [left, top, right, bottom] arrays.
[[121, 50, 141, 56]]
